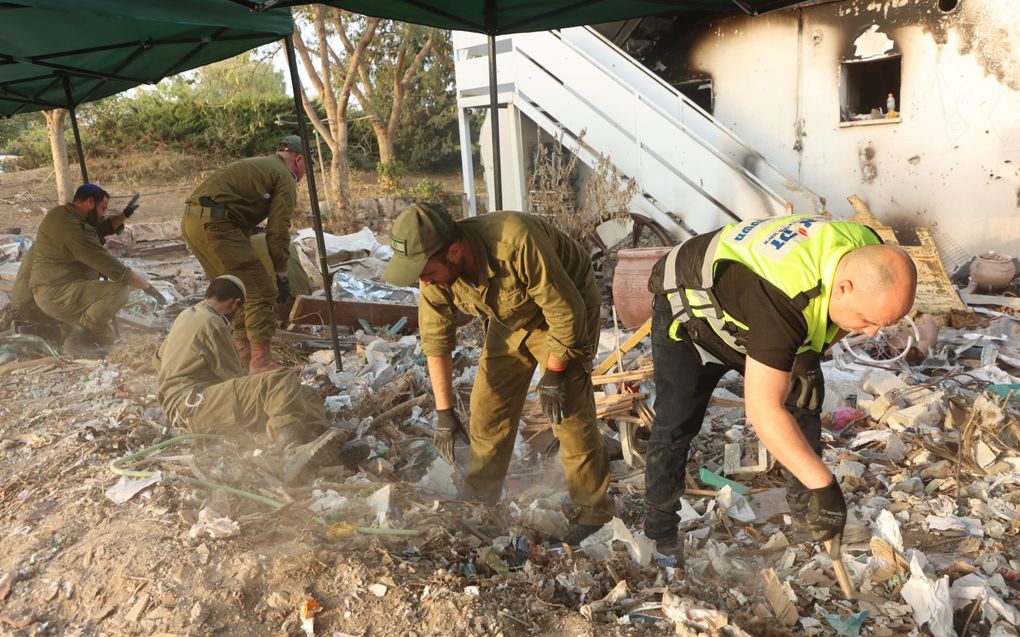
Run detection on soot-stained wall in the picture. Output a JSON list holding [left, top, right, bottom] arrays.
[[653, 0, 1020, 255]]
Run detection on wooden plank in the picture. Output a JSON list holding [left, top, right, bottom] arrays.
[[592, 365, 654, 386], [290, 295, 419, 329], [593, 318, 651, 376], [961, 292, 1020, 310], [847, 195, 966, 314]]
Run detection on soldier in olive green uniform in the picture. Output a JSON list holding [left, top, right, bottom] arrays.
[[14, 195, 138, 338], [153, 275, 363, 482], [181, 135, 309, 374], [29, 184, 160, 358], [383, 204, 613, 545]]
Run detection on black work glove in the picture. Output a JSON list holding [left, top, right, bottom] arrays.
[[790, 350, 824, 411], [122, 193, 140, 218], [434, 408, 469, 465], [276, 276, 290, 304], [805, 478, 847, 543], [143, 286, 167, 306], [537, 367, 567, 425]]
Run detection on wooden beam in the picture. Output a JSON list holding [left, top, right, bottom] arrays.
[[593, 318, 652, 376]]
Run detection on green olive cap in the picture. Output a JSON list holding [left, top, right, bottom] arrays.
[[278, 134, 316, 165], [383, 203, 456, 287]]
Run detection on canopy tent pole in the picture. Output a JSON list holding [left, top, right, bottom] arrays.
[[60, 74, 89, 184], [488, 34, 502, 211], [284, 34, 343, 373]]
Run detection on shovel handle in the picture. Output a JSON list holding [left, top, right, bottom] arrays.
[[824, 538, 857, 600]]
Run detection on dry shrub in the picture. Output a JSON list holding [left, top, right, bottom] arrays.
[[95, 149, 215, 185], [527, 130, 637, 241]]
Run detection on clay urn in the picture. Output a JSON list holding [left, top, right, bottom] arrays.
[[970, 252, 1016, 292], [612, 246, 673, 328]]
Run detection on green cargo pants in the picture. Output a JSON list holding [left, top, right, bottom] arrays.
[[181, 210, 278, 343], [169, 368, 327, 441], [465, 312, 614, 525], [12, 248, 58, 326], [33, 279, 130, 344]]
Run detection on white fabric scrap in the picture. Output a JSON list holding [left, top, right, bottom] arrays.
[[901, 554, 954, 637], [716, 485, 756, 523], [187, 507, 240, 540], [926, 515, 984, 537], [874, 509, 904, 552], [949, 573, 1020, 624], [368, 485, 392, 527], [579, 517, 654, 566], [105, 471, 162, 504]]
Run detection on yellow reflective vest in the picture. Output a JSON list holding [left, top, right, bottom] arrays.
[[662, 215, 881, 360]]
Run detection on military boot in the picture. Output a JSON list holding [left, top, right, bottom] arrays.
[[279, 429, 371, 484], [62, 326, 107, 359], [562, 522, 604, 547], [249, 340, 284, 375]]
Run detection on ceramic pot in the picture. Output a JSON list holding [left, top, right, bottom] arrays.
[[612, 246, 673, 328], [971, 252, 1016, 292]]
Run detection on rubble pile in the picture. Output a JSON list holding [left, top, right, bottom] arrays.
[[1, 222, 1019, 636]]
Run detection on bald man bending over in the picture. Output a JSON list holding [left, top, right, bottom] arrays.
[[643, 215, 916, 561]]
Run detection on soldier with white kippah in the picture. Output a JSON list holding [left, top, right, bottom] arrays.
[[152, 275, 365, 482]]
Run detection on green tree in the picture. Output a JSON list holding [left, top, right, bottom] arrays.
[[352, 22, 438, 165]]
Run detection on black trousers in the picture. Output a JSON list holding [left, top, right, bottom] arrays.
[[643, 296, 822, 542]]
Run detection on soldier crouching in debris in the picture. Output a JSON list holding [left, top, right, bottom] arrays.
[[12, 189, 138, 340], [382, 203, 614, 546], [643, 215, 917, 562], [152, 275, 367, 483], [25, 183, 162, 359]]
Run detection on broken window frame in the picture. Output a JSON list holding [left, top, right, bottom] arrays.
[[838, 54, 902, 125]]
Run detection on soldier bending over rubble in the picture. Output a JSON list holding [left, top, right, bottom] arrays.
[[383, 203, 614, 546]]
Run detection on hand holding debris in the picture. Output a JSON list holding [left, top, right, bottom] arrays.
[[789, 350, 823, 410], [144, 285, 167, 306], [434, 408, 468, 464], [805, 477, 846, 542], [537, 367, 567, 424]]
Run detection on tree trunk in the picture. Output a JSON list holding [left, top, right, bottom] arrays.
[[373, 124, 394, 165], [44, 109, 73, 203]]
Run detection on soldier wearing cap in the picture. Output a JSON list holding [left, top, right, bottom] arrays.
[[28, 183, 160, 358], [181, 135, 311, 373], [383, 204, 614, 545], [153, 275, 363, 480]]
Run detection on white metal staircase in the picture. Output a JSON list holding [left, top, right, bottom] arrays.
[[453, 27, 825, 239]]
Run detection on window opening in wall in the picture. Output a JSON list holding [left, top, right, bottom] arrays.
[[840, 55, 901, 122], [938, 0, 960, 14], [672, 78, 713, 114]]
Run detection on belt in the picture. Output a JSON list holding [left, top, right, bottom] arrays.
[[184, 197, 226, 220]]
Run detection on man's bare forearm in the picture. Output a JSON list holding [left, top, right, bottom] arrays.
[[427, 355, 455, 410], [744, 356, 833, 489]]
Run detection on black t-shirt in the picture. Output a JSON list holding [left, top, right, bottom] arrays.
[[649, 257, 807, 371]]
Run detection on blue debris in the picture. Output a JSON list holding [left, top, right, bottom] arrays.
[[823, 610, 869, 637]]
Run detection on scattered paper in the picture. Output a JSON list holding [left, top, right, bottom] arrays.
[[949, 573, 1020, 624], [874, 509, 904, 552], [716, 485, 756, 522], [187, 507, 240, 540], [105, 471, 162, 504], [900, 554, 954, 637]]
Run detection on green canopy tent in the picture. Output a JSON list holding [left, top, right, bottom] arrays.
[[0, 0, 346, 370], [244, 0, 804, 208]]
